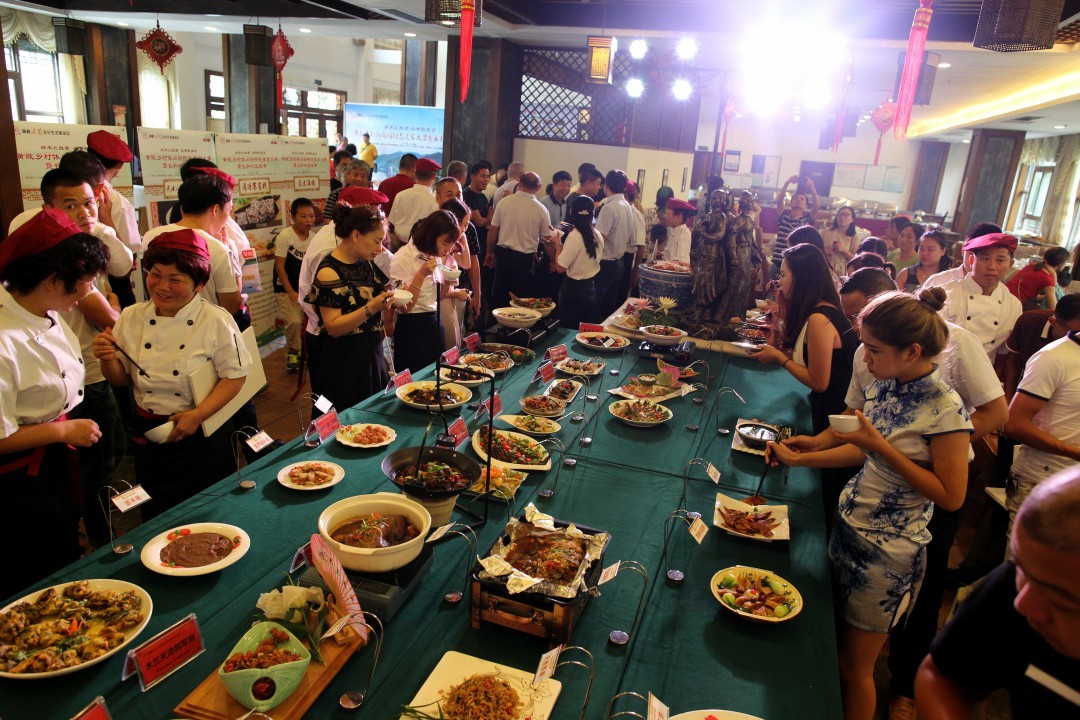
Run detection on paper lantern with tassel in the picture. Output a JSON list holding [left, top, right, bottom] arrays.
[[894, 0, 934, 139], [872, 101, 896, 165]]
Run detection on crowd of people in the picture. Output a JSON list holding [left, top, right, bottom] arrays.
[[1, 131, 1077, 719]]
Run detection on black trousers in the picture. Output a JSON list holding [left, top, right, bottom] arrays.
[[558, 276, 599, 329], [594, 258, 624, 319], [490, 246, 536, 312]]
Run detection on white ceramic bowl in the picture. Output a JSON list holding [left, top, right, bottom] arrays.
[[493, 306, 542, 329], [144, 421, 175, 444], [318, 492, 432, 572], [510, 298, 556, 317], [755, 299, 770, 310], [829, 414, 861, 434], [393, 289, 413, 307], [640, 325, 688, 347], [437, 265, 462, 282]]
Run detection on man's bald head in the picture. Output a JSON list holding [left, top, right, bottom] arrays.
[[1016, 466, 1080, 553], [507, 162, 525, 180], [519, 172, 542, 192]]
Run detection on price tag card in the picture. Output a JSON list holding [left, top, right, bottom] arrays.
[[310, 409, 340, 444], [533, 645, 561, 686], [314, 394, 333, 413], [122, 614, 204, 691], [111, 485, 151, 513], [244, 430, 274, 453], [544, 344, 568, 362], [681, 384, 694, 397], [689, 516, 709, 544], [532, 361, 556, 384], [464, 333, 481, 352], [598, 561, 620, 586], [441, 346, 461, 366], [320, 613, 355, 640], [289, 540, 312, 573], [385, 369, 413, 394], [426, 523, 453, 544], [647, 693, 669, 720], [707, 462, 721, 484], [71, 696, 112, 720], [579, 323, 605, 333], [447, 417, 469, 448], [603, 337, 617, 348], [474, 391, 503, 420]]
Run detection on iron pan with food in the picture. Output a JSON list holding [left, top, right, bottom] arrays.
[[381, 445, 482, 500]]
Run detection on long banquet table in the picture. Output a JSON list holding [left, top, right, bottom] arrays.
[[0, 329, 842, 719]]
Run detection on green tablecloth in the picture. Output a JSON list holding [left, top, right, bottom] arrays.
[[0, 329, 841, 719]]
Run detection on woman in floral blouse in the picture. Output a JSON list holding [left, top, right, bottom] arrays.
[[767, 287, 973, 720], [307, 203, 395, 408]]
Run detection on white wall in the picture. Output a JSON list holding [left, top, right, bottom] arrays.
[[936, 141, 969, 219], [171, 31, 222, 132], [512, 138, 630, 188], [281, 36, 363, 99], [625, 147, 696, 200]]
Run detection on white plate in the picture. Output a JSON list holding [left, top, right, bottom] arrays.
[[520, 394, 567, 417], [710, 566, 804, 624], [713, 492, 790, 542], [276, 460, 346, 490], [640, 325, 688, 346], [404, 651, 562, 720], [472, 428, 552, 471], [544, 378, 583, 403], [396, 381, 473, 410], [335, 423, 397, 449], [554, 358, 606, 376], [608, 399, 673, 427], [497, 414, 562, 436], [575, 332, 630, 352], [672, 711, 764, 720], [459, 352, 516, 374], [0, 579, 153, 680], [438, 365, 494, 386], [140, 522, 250, 576]]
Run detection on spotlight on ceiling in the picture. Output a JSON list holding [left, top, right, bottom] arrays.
[[675, 37, 697, 60], [672, 78, 692, 100], [626, 78, 645, 98], [938, 62, 952, 68], [629, 39, 648, 60], [299, 28, 312, 33], [1054, 124, 1067, 129]]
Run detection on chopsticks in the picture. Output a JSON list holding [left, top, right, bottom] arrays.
[[112, 341, 149, 378]]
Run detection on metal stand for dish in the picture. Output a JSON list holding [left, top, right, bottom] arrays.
[[695, 327, 719, 382], [294, 392, 324, 447], [428, 522, 478, 604], [606, 691, 648, 720], [660, 509, 700, 585], [680, 458, 714, 513], [437, 363, 497, 530], [609, 343, 631, 376], [98, 481, 135, 555], [711, 386, 748, 437], [553, 646, 596, 720], [338, 611, 384, 711], [231, 426, 260, 490], [683, 383, 710, 431], [536, 438, 567, 498], [578, 372, 606, 447], [588, 560, 648, 646]]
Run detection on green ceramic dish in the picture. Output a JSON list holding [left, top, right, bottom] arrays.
[[217, 621, 311, 712]]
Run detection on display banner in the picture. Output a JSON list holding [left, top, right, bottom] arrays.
[[14, 122, 134, 205], [343, 103, 444, 182], [136, 128, 215, 228]]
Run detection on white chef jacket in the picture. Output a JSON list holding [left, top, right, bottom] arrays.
[[921, 265, 966, 291], [662, 224, 692, 264], [108, 185, 142, 252], [388, 184, 438, 247], [112, 297, 251, 416], [941, 276, 1022, 359], [390, 242, 440, 313], [297, 222, 339, 335], [142, 224, 239, 308], [0, 286, 84, 437]]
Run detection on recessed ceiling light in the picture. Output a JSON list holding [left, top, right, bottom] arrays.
[[962, 139, 970, 143], [1054, 124, 1066, 129], [625, 78, 645, 98], [204, 26, 218, 32], [404, 32, 417, 37], [117, 21, 129, 27], [675, 38, 698, 61], [672, 78, 693, 101], [938, 62, 952, 68], [299, 28, 312, 33], [862, 114, 871, 119], [629, 39, 648, 60]]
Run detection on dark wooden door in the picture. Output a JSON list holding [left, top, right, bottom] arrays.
[[953, 129, 1024, 234]]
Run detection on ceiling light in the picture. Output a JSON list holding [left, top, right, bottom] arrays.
[[862, 114, 871, 119], [672, 78, 692, 101], [629, 39, 648, 60], [962, 139, 970, 143], [117, 21, 129, 27], [204, 26, 218, 32], [735, 113, 743, 119], [626, 78, 645, 98], [675, 38, 697, 61], [938, 62, 952, 68], [404, 32, 417, 37], [1054, 124, 1067, 129], [299, 28, 312, 33]]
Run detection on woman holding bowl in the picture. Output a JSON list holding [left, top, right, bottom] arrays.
[[94, 228, 251, 520]]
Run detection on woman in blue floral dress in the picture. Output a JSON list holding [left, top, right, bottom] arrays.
[[767, 287, 973, 720]]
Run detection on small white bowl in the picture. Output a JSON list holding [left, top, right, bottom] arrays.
[[755, 299, 771, 310], [437, 265, 462, 282], [144, 421, 175, 444], [393, 289, 413, 307], [829, 414, 861, 434], [493, 306, 542, 329]]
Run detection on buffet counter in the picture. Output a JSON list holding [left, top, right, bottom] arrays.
[[0, 329, 841, 719]]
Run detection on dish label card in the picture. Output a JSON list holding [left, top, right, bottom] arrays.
[[310, 534, 369, 642], [289, 540, 312, 572], [647, 693, 669, 720], [441, 346, 460, 366], [603, 337, 618, 348], [385, 369, 413, 394], [579, 323, 605, 333], [426, 523, 453, 544], [474, 391, 503, 419], [598, 561, 620, 586], [533, 645, 561, 686], [681, 384, 694, 397], [689, 516, 709, 544], [533, 361, 556, 383], [111, 484, 151, 512], [313, 394, 334, 414], [71, 696, 111, 720], [123, 613, 204, 691], [707, 463, 721, 484], [311, 409, 340, 444], [244, 430, 274, 453], [464, 333, 481, 352], [447, 417, 469, 448], [544, 344, 568, 362]]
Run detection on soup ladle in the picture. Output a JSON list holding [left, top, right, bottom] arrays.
[[339, 611, 384, 711]]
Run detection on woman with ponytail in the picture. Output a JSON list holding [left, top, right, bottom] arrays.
[[550, 194, 604, 328], [767, 287, 973, 720]]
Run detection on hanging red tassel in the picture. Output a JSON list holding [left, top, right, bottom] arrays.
[[871, 101, 896, 165], [894, 0, 933, 139], [272, 25, 295, 116], [718, 96, 737, 163], [459, 0, 475, 103]]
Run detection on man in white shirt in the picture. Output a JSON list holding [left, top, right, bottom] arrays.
[[86, 130, 141, 253], [485, 172, 554, 310], [921, 221, 1001, 290], [388, 157, 440, 251], [491, 161, 524, 208], [594, 169, 637, 317], [940, 232, 1023, 362]]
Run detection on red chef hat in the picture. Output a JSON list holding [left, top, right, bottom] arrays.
[[190, 166, 237, 188], [415, 158, 442, 173], [146, 228, 210, 259], [962, 232, 1018, 255], [86, 130, 133, 163], [339, 187, 389, 208], [0, 208, 82, 274]]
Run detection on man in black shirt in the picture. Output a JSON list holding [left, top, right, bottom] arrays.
[[916, 465, 1080, 718]]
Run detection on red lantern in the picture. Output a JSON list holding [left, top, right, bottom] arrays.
[[272, 25, 295, 114], [459, 0, 475, 103], [136, 23, 182, 74], [894, 1, 934, 139], [871, 101, 896, 165]]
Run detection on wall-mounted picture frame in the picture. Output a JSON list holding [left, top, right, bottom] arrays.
[[636, 169, 646, 195], [723, 150, 741, 173], [681, 167, 688, 193], [662, 168, 670, 188]]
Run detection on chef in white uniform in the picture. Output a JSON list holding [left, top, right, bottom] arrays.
[[0, 209, 109, 598], [941, 233, 1023, 362], [94, 229, 251, 521]]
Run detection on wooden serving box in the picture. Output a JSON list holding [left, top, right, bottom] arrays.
[[469, 519, 605, 649]]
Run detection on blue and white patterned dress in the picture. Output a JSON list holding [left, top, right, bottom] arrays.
[[828, 369, 973, 632]]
